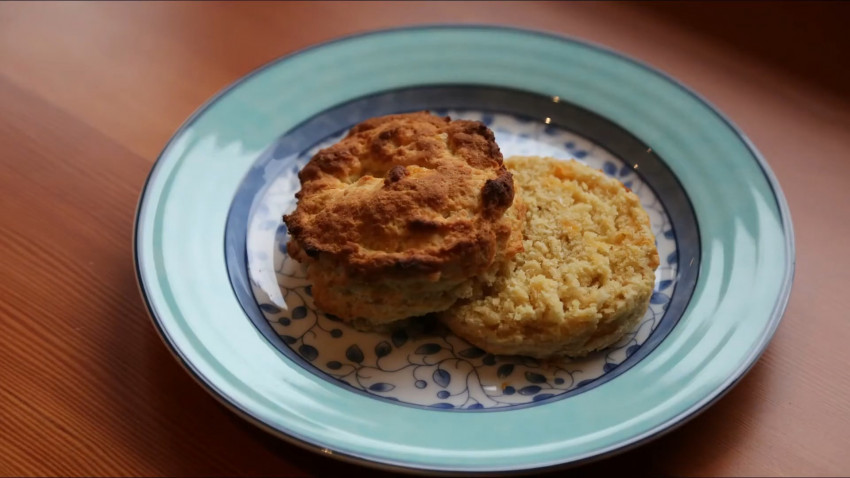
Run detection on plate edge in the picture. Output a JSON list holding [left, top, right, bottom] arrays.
[[132, 24, 796, 475]]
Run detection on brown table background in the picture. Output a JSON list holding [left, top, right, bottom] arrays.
[[2, 2, 849, 476]]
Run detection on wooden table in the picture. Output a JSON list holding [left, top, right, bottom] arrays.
[[2, 2, 849, 476]]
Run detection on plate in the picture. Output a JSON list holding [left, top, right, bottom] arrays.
[[135, 26, 794, 473]]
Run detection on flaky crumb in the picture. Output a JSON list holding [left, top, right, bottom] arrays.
[[441, 156, 659, 358]]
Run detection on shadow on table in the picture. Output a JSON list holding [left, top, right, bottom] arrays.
[[636, 1, 850, 105]]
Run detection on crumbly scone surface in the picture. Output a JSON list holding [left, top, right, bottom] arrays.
[[441, 156, 659, 358], [283, 112, 525, 324]]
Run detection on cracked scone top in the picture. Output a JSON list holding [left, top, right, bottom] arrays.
[[441, 156, 659, 358], [283, 112, 526, 326]]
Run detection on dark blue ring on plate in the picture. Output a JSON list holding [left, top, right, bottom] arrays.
[[223, 85, 701, 411]]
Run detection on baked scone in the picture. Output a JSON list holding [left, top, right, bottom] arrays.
[[441, 156, 659, 358], [283, 112, 526, 327]]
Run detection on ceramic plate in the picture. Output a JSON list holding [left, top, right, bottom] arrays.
[[135, 26, 794, 474]]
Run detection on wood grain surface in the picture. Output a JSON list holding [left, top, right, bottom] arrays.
[[2, 2, 849, 476]]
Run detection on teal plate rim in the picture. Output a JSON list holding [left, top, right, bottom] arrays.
[[134, 25, 795, 474]]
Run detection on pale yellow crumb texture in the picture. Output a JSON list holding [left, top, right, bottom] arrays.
[[441, 156, 660, 358]]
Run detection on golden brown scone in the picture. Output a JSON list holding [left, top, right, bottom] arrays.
[[440, 156, 659, 358], [283, 112, 526, 326]]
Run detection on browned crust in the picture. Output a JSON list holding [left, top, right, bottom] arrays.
[[283, 112, 524, 284], [481, 166, 515, 218]]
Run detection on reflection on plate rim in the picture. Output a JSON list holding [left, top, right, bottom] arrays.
[[133, 25, 795, 474]]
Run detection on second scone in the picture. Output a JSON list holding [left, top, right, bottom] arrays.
[[440, 156, 660, 358], [283, 112, 525, 327]]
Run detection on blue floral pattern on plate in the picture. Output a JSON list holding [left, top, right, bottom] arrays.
[[246, 111, 678, 409]]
